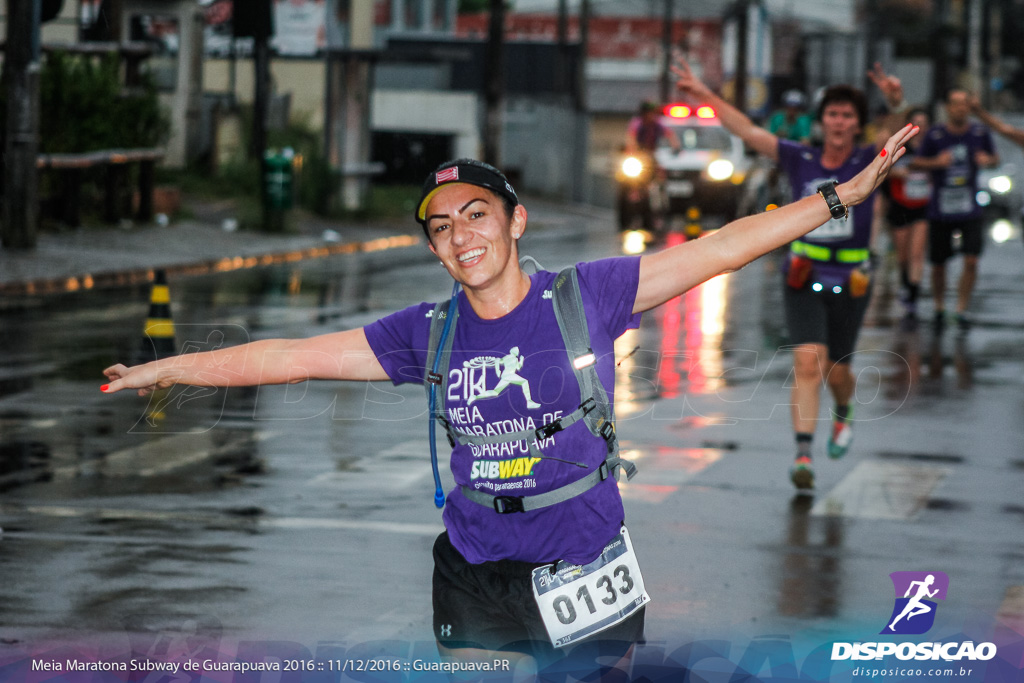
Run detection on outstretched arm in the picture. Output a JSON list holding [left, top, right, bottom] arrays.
[[633, 124, 919, 313], [970, 95, 1024, 147], [102, 328, 389, 396], [672, 57, 779, 161]]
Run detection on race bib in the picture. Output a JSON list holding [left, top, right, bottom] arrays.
[[531, 526, 650, 648], [904, 174, 931, 201], [938, 187, 973, 216], [805, 206, 856, 241]]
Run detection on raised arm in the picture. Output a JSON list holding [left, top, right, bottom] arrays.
[[867, 62, 910, 148], [970, 95, 1024, 147], [633, 124, 919, 313], [672, 57, 779, 161], [102, 327, 389, 396]]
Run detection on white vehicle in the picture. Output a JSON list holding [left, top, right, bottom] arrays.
[[652, 103, 752, 220]]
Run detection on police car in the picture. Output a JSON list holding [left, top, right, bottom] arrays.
[[652, 103, 752, 219]]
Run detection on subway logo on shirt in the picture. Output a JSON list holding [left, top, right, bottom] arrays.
[[470, 457, 542, 481]]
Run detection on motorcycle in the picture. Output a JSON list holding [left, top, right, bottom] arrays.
[[615, 150, 662, 253]]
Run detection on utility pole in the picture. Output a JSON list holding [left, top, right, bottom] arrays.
[[483, 0, 506, 166], [660, 0, 674, 103], [252, 36, 271, 161], [734, 0, 749, 114], [576, 0, 589, 113], [234, 0, 273, 160], [571, 0, 590, 203], [932, 0, 951, 106], [2, 0, 42, 249], [557, 0, 568, 94]]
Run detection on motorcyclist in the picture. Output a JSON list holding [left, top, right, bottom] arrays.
[[625, 100, 681, 154], [619, 102, 681, 235]]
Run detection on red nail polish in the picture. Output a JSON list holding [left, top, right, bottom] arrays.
[[880, 149, 887, 158], [101, 384, 109, 392]]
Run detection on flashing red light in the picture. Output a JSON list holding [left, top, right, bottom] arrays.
[[664, 103, 717, 119], [665, 104, 691, 119]]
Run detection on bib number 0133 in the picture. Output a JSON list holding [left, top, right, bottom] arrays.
[[531, 526, 650, 648]]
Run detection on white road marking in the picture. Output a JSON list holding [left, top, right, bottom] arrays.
[[812, 461, 949, 519]]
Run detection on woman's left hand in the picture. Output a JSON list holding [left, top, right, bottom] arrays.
[[838, 123, 919, 207]]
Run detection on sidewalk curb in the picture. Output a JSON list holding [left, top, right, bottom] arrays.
[[0, 233, 423, 298]]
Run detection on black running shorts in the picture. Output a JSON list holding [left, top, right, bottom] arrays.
[[887, 203, 927, 228], [782, 274, 872, 363], [929, 218, 985, 264], [431, 531, 645, 662]]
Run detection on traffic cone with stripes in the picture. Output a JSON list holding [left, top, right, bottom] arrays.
[[136, 270, 177, 425], [136, 269, 177, 364]]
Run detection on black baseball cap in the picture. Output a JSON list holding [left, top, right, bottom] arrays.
[[416, 158, 519, 224]]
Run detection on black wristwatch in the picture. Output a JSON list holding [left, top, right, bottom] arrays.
[[817, 180, 849, 220]]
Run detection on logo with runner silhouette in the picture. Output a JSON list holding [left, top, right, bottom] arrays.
[[881, 571, 949, 635], [464, 347, 541, 410]]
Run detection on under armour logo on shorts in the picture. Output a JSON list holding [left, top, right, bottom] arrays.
[[439, 624, 452, 637]]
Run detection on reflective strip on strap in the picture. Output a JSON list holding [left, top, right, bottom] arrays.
[[791, 241, 869, 264]]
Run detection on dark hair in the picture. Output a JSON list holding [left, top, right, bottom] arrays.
[[639, 100, 660, 115], [943, 86, 969, 103], [816, 85, 868, 127], [906, 106, 929, 124]]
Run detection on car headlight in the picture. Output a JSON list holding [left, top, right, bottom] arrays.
[[707, 159, 734, 181], [621, 157, 645, 178], [988, 174, 1012, 194]]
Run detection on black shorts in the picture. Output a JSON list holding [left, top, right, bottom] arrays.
[[887, 203, 927, 228], [431, 532, 645, 663], [783, 274, 872, 363], [929, 218, 984, 263]]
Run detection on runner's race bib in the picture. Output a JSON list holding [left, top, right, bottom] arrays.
[[805, 207, 855, 241], [904, 174, 931, 201], [531, 526, 650, 648], [938, 187, 973, 216]]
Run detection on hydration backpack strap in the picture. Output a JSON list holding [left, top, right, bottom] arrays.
[[551, 268, 615, 449], [461, 456, 634, 514], [425, 299, 459, 418]]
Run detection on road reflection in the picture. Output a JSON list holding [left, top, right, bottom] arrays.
[[776, 496, 844, 619], [615, 233, 731, 413]]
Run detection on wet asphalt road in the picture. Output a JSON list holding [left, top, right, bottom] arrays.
[[0, 202, 1023, 678]]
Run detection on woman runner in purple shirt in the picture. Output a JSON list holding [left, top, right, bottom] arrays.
[[102, 127, 917, 672]]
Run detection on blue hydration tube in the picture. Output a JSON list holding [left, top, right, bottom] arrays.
[[428, 281, 461, 508]]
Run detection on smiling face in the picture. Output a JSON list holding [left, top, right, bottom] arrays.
[[820, 101, 862, 149], [424, 183, 528, 296]]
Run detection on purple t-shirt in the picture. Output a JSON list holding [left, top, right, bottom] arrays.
[[778, 140, 876, 286], [917, 123, 995, 221], [364, 257, 642, 565]]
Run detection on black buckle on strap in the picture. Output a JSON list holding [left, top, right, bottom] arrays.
[[599, 421, 615, 443], [493, 496, 525, 514], [437, 415, 456, 448], [579, 397, 597, 415], [598, 461, 611, 481], [536, 420, 563, 440]]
